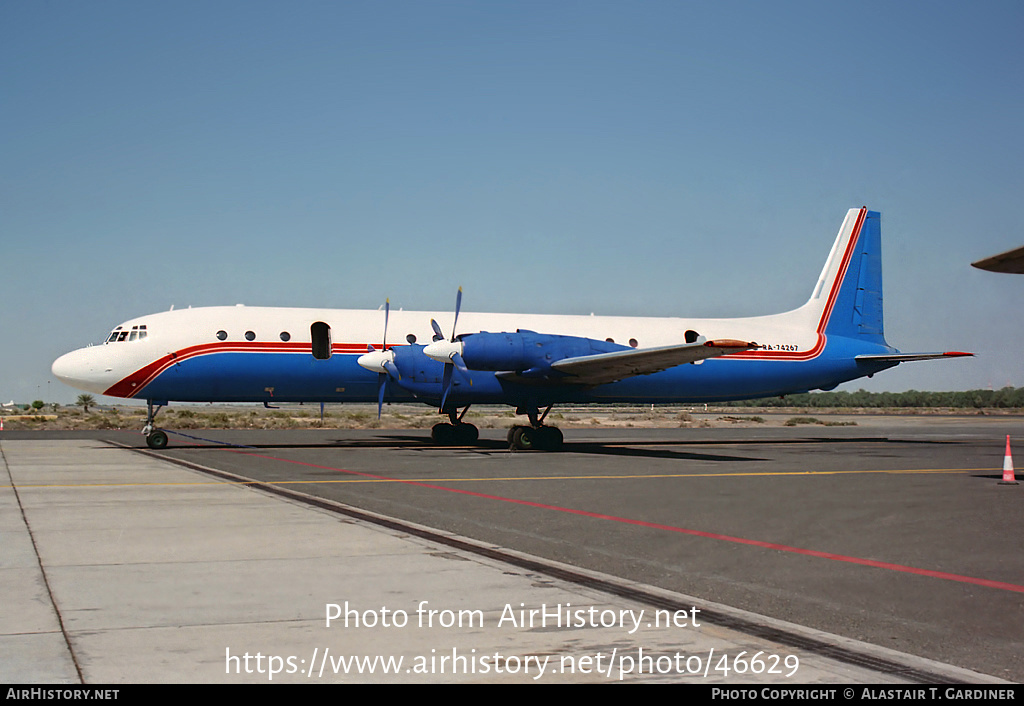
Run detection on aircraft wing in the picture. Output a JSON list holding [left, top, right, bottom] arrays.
[[855, 351, 973, 364], [536, 338, 757, 386], [972, 246, 1024, 274]]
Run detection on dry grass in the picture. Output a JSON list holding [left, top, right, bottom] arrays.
[[0, 403, 866, 432]]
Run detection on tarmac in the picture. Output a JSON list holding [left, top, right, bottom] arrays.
[[0, 436, 1012, 684]]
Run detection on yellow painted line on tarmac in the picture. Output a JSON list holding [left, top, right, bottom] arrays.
[[0, 467, 998, 490]]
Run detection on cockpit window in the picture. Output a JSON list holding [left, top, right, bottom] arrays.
[[106, 325, 147, 343]]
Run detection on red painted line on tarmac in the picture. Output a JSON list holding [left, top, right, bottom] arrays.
[[236, 450, 1024, 595]]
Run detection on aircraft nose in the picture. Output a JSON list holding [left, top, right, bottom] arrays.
[[51, 351, 79, 383], [52, 347, 113, 394]]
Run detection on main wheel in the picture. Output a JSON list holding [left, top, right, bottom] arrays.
[[511, 425, 562, 451], [431, 423, 454, 445], [512, 426, 536, 450], [146, 430, 169, 450], [432, 422, 479, 445], [453, 422, 479, 444], [535, 426, 563, 451]]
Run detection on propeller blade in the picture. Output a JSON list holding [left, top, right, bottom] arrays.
[[440, 362, 454, 412], [375, 299, 391, 419], [438, 287, 464, 411], [451, 287, 462, 342], [376, 372, 387, 419]]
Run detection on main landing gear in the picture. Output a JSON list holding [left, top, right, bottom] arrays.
[[507, 424, 563, 451], [142, 401, 169, 450], [429, 404, 563, 450], [507, 404, 563, 451], [431, 406, 479, 446]]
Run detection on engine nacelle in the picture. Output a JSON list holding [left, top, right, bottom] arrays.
[[383, 344, 504, 403], [451, 331, 626, 373]]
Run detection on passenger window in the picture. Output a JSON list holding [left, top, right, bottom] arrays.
[[629, 338, 638, 348], [280, 332, 291, 342], [245, 331, 256, 341], [216, 330, 227, 341], [311, 322, 332, 360]]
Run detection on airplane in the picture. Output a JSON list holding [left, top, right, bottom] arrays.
[[52, 208, 970, 451]]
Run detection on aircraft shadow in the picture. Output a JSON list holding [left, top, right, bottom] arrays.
[[149, 434, 950, 463], [147, 433, 953, 463], [157, 437, 760, 462]]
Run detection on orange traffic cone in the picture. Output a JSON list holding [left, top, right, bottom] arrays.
[[999, 435, 1018, 485]]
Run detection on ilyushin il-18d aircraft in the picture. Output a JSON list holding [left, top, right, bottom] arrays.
[[53, 208, 970, 450]]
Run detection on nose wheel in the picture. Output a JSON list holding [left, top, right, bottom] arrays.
[[146, 429, 169, 449], [142, 401, 169, 449]]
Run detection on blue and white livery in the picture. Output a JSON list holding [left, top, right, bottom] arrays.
[[52, 208, 970, 449]]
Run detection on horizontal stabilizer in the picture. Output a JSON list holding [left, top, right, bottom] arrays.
[[855, 351, 973, 364], [547, 339, 757, 386]]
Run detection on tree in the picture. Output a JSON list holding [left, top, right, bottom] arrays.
[[77, 394, 95, 413]]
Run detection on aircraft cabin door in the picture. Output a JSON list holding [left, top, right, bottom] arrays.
[[311, 322, 331, 360]]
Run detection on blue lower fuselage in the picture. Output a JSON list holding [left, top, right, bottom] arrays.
[[132, 336, 895, 408]]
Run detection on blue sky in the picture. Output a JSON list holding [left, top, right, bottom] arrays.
[[3, 1, 1022, 404]]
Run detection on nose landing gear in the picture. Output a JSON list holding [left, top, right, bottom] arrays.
[[142, 401, 169, 449]]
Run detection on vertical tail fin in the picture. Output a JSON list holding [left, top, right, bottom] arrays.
[[797, 208, 888, 346]]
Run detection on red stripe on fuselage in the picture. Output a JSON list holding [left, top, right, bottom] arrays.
[[103, 342, 393, 398]]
